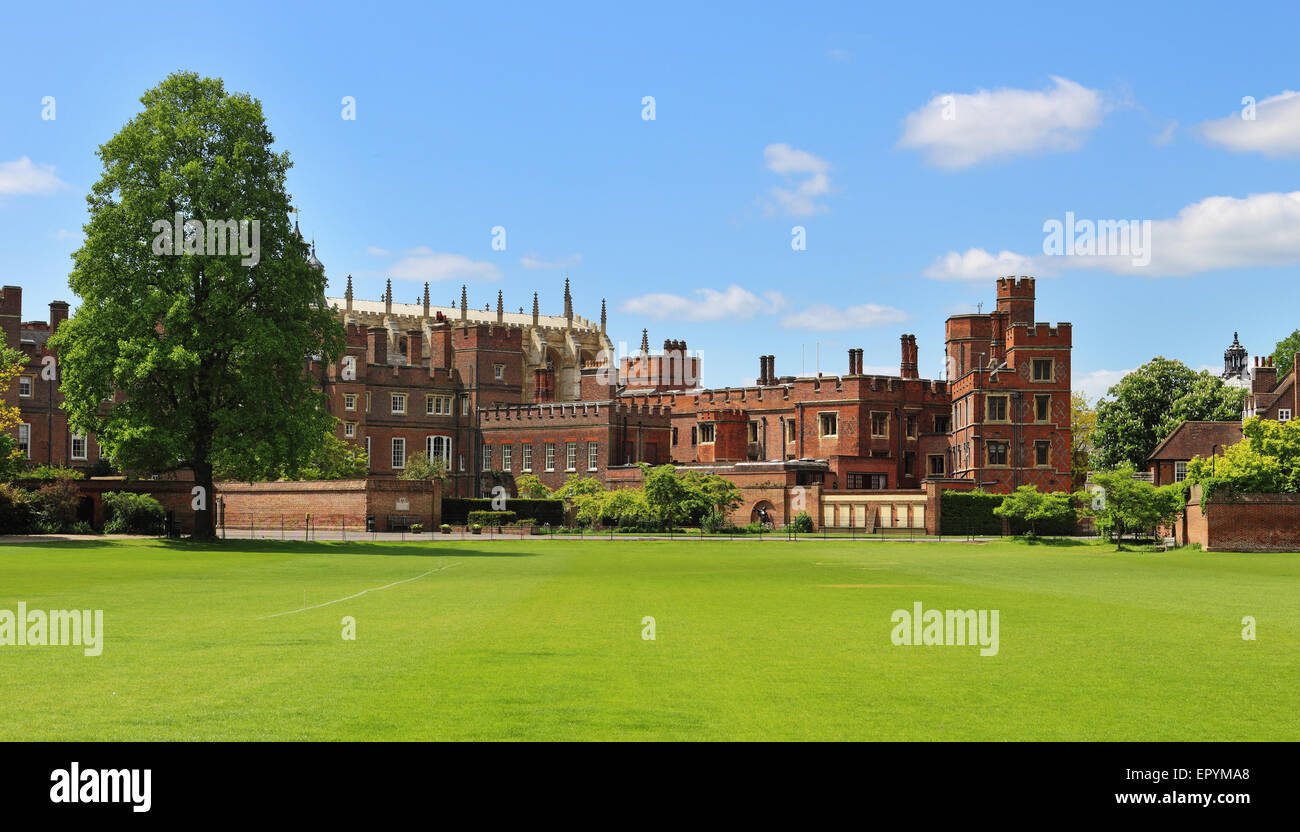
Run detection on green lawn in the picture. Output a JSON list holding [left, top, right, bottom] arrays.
[[0, 537, 1295, 740]]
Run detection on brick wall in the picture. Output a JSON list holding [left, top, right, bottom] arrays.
[[1179, 485, 1300, 552], [216, 478, 440, 532]]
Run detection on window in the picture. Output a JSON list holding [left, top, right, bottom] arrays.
[[1280, 409, 1293, 423], [461, 397, 470, 416], [987, 396, 1008, 422], [905, 415, 917, 438], [344, 393, 357, 411], [691, 426, 698, 445], [1035, 395, 1051, 422], [672, 427, 678, 445], [544, 442, 556, 471], [987, 441, 1008, 466], [502, 445, 512, 471], [392, 437, 406, 469], [18, 376, 32, 398], [391, 393, 407, 415], [482, 445, 492, 471], [427, 395, 452, 416], [1035, 441, 1050, 467], [699, 422, 716, 443], [365, 437, 371, 469], [493, 363, 505, 381], [1032, 358, 1054, 382], [17, 424, 29, 458], [928, 454, 945, 476], [786, 420, 797, 442], [846, 472, 888, 489], [1174, 461, 1188, 482], [870, 412, 888, 437], [522, 444, 533, 472], [426, 435, 452, 464], [565, 441, 577, 471], [748, 421, 760, 443], [819, 412, 838, 437], [344, 421, 356, 438], [934, 415, 950, 434], [71, 433, 87, 460], [587, 441, 598, 471], [458, 453, 466, 472], [365, 392, 371, 413]]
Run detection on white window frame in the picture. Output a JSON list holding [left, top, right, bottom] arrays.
[[391, 393, 407, 415], [392, 437, 406, 469], [522, 444, 533, 472], [17, 424, 30, 458], [461, 397, 470, 416], [344, 422, 356, 438], [18, 376, 32, 398], [482, 444, 492, 472], [587, 441, 598, 471], [565, 441, 577, 472], [344, 393, 357, 411], [545, 442, 555, 472], [71, 432, 87, 461], [1174, 461, 1188, 482], [426, 435, 452, 464], [427, 395, 453, 416], [1279, 409, 1292, 423], [820, 412, 839, 438], [493, 363, 505, 381], [502, 445, 512, 471]]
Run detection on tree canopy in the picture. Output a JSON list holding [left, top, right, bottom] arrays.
[[51, 72, 343, 537], [1185, 416, 1300, 499], [1092, 357, 1246, 470], [1271, 330, 1300, 379], [1083, 465, 1184, 546]]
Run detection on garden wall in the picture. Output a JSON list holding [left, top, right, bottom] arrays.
[[1178, 485, 1300, 552]]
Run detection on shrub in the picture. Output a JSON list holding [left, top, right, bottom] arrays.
[[788, 511, 814, 533], [744, 521, 767, 534], [25, 464, 85, 481], [101, 491, 165, 535], [0, 483, 35, 534], [442, 498, 563, 525], [701, 510, 728, 533], [467, 510, 518, 526], [31, 479, 79, 532]]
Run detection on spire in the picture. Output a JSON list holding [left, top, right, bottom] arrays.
[[460, 285, 468, 321], [640, 328, 649, 354], [384, 278, 392, 315], [344, 275, 353, 311], [496, 289, 504, 323], [423, 282, 430, 318], [600, 298, 606, 334], [563, 277, 573, 326], [532, 291, 539, 327]]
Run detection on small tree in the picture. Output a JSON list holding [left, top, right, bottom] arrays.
[[994, 485, 1073, 537], [515, 473, 552, 499], [553, 473, 604, 500], [0, 345, 28, 481], [398, 451, 446, 482], [1083, 466, 1184, 548]]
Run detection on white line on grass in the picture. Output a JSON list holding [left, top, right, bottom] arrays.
[[255, 563, 461, 620]]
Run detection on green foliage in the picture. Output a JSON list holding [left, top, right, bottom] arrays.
[[397, 450, 446, 482], [701, 509, 729, 533], [552, 473, 604, 500], [993, 485, 1075, 537], [0, 344, 28, 482], [31, 479, 80, 533], [1071, 391, 1096, 484], [574, 488, 653, 528], [1271, 330, 1300, 379], [441, 497, 564, 525], [1185, 416, 1300, 503], [514, 474, 552, 499], [467, 510, 518, 526], [789, 511, 814, 533], [52, 72, 344, 537], [1081, 466, 1184, 545], [24, 465, 86, 481], [0, 483, 35, 533], [1092, 357, 1247, 470], [943, 490, 1077, 535], [101, 491, 166, 535]]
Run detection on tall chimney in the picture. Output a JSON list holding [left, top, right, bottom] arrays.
[[405, 329, 422, 365], [49, 301, 70, 333], [366, 325, 388, 365]]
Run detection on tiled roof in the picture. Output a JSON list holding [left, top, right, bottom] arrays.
[[1146, 420, 1243, 463]]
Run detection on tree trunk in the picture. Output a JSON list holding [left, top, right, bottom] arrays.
[[193, 459, 217, 540]]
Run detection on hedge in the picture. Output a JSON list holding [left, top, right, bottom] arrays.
[[442, 498, 564, 525], [467, 510, 518, 526], [940, 490, 1076, 536]]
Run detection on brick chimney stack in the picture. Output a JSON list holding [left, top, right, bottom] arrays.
[[49, 300, 70, 333], [366, 325, 388, 365], [900, 335, 920, 378], [405, 329, 422, 365]]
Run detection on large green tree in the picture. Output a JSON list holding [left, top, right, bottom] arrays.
[[1092, 357, 1246, 470], [1271, 330, 1300, 379], [52, 72, 343, 538]]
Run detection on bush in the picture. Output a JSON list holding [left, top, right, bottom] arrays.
[[467, 510, 518, 526], [31, 479, 79, 532], [101, 491, 165, 535], [701, 510, 728, 533], [442, 498, 563, 525], [25, 464, 85, 481], [941, 490, 1076, 536], [788, 511, 814, 533], [0, 483, 35, 534]]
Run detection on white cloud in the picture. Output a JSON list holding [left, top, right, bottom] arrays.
[[387, 250, 501, 282], [781, 302, 908, 331], [1152, 120, 1178, 147], [520, 252, 582, 270], [51, 228, 82, 242], [898, 76, 1104, 169], [762, 143, 836, 216], [621, 285, 785, 322], [1199, 91, 1300, 156], [366, 245, 391, 256], [925, 190, 1300, 279], [1076, 368, 1133, 401], [0, 157, 68, 195]]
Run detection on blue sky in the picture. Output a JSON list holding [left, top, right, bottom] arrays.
[[3, 1, 1298, 398]]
